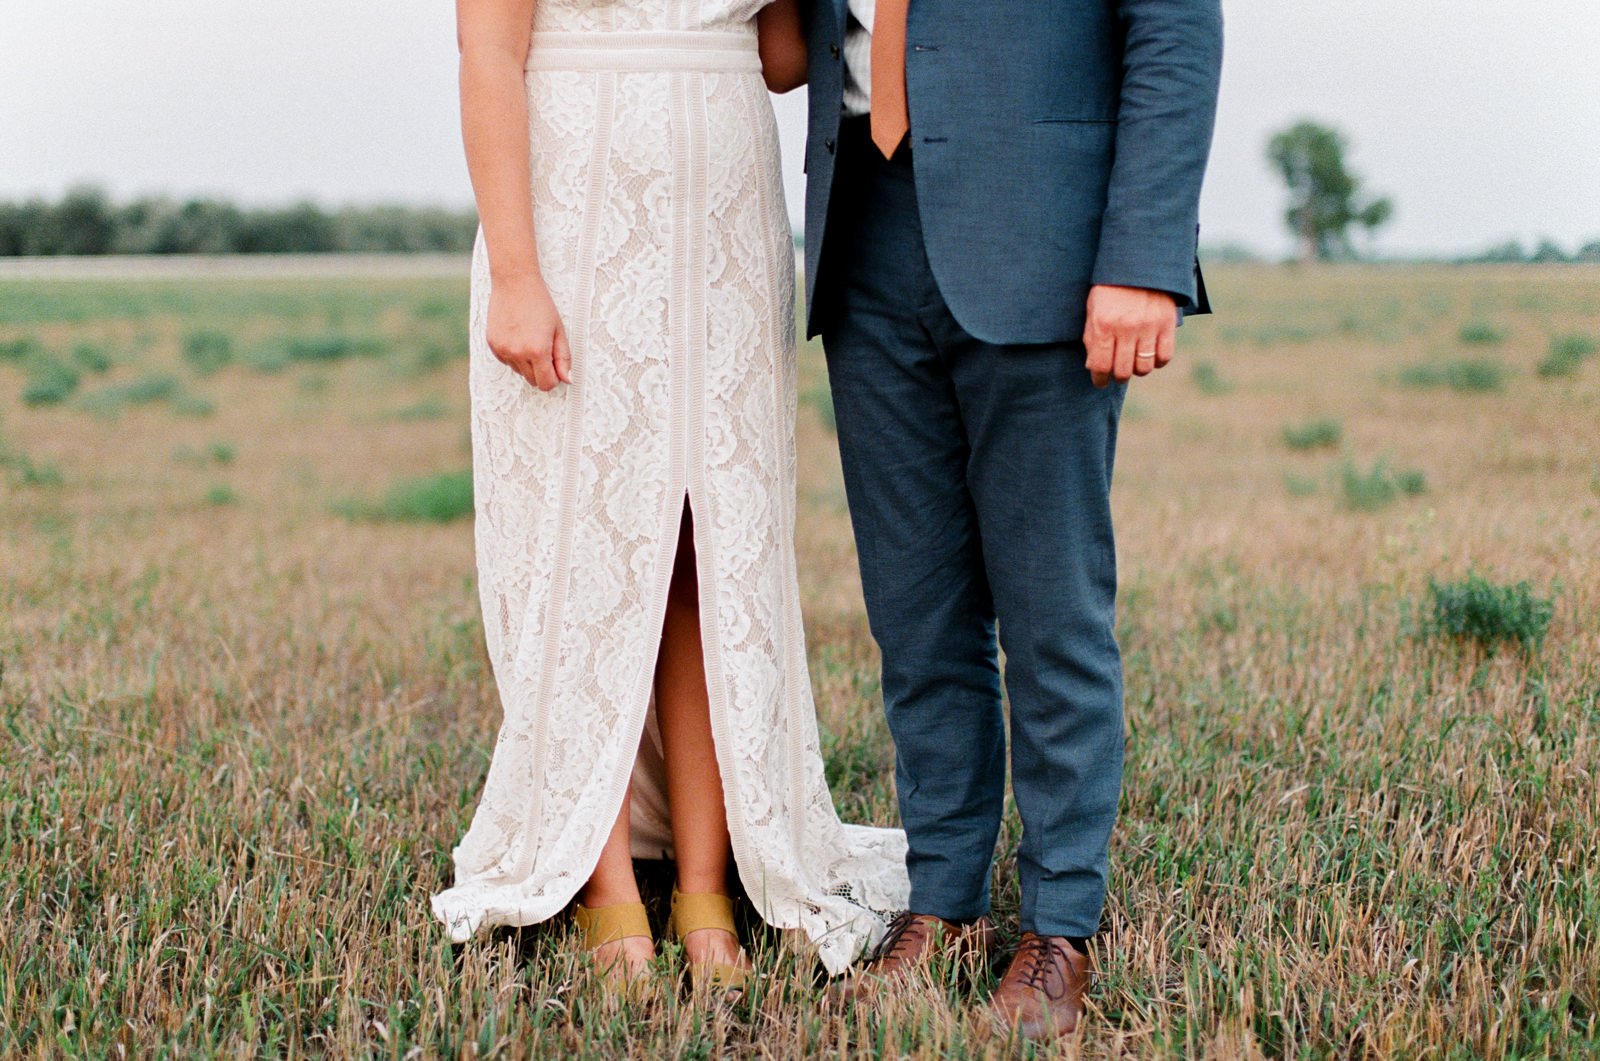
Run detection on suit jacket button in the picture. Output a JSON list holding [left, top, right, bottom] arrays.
[[825, 137, 836, 154], [830, 43, 841, 60]]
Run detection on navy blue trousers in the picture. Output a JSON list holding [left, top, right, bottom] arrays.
[[816, 119, 1126, 938]]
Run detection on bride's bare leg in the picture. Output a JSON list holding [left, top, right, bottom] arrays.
[[657, 502, 749, 970], [579, 788, 654, 976]]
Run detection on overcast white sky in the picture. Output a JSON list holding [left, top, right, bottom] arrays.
[[3, 0, 1598, 256]]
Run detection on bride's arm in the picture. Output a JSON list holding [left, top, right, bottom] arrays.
[[757, 0, 807, 93], [457, 0, 570, 390]]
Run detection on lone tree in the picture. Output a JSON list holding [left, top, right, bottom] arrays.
[[1268, 120, 1393, 262]]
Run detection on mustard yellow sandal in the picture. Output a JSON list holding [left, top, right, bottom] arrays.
[[668, 887, 753, 994], [573, 902, 654, 991]]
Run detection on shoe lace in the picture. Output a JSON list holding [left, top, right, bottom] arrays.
[[868, 911, 925, 963], [1011, 935, 1072, 999]]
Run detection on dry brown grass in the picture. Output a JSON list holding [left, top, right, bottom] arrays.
[[1, 263, 1597, 1058]]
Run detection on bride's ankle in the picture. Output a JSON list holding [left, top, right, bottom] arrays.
[[672, 877, 730, 899], [579, 882, 642, 909]]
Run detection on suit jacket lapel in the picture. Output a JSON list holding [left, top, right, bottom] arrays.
[[833, 0, 849, 35]]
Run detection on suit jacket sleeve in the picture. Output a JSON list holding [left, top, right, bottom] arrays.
[[1088, 0, 1223, 310]]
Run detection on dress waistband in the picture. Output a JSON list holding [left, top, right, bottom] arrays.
[[525, 30, 762, 73]]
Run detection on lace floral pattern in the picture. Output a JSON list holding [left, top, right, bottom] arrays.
[[430, 0, 910, 977]]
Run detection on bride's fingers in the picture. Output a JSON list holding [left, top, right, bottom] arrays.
[[529, 350, 559, 391], [553, 327, 572, 384], [505, 353, 542, 391]]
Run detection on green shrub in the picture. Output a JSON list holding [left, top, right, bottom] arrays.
[[412, 296, 464, 321], [1394, 468, 1427, 496], [171, 393, 216, 418], [1, 450, 63, 487], [1399, 358, 1506, 393], [175, 441, 236, 465], [182, 329, 234, 375], [285, 333, 385, 363], [70, 342, 113, 374], [411, 339, 468, 373], [204, 484, 239, 506], [77, 373, 181, 417], [0, 336, 41, 362], [1341, 460, 1397, 511], [1536, 333, 1598, 378], [1283, 472, 1318, 498], [1446, 359, 1507, 392], [1424, 573, 1554, 653], [22, 356, 81, 406], [242, 342, 292, 373], [118, 373, 177, 404], [1191, 361, 1231, 395], [386, 397, 448, 421], [1282, 418, 1342, 451], [1340, 458, 1426, 511], [339, 470, 474, 523], [1457, 320, 1505, 345]]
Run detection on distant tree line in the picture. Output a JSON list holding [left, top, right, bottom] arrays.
[[1201, 237, 1600, 266], [0, 186, 479, 256], [1455, 238, 1600, 265]]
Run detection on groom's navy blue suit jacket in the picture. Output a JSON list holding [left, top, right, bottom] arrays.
[[801, 0, 1223, 345]]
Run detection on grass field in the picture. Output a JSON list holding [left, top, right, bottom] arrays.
[[2, 263, 1598, 1058]]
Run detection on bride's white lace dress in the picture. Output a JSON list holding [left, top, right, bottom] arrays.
[[429, 0, 909, 975]]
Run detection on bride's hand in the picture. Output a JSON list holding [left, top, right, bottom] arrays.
[[486, 276, 572, 391]]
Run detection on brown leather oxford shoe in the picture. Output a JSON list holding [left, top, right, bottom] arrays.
[[987, 932, 1092, 1041], [835, 911, 997, 1004]]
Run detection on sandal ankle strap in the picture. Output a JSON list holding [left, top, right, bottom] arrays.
[[668, 886, 737, 940], [573, 902, 652, 948]]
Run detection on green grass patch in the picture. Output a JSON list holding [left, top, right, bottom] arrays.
[[1283, 472, 1319, 498], [384, 397, 449, 422], [0, 335, 42, 362], [1457, 319, 1505, 345], [412, 296, 465, 321], [81, 372, 178, 408], [1340, 458, 1426, 512], [170, 392, 217, 418], [1393, 467, 1427, 496], [181, 329, 234, 375], [1536, 333, 1599, 378], [0, 446, 63, 487], [174, 441, 237, 466], [76, 372, 213, 419], [69, 342, 114, 374], [203, 484, 239, 506], [336, 470, 474, 523], [1423, 573, 1555, 654], [284, 333, 386, 363], [1191, 361, 1231, 395], [410, 338, 468, 374], [21, 355, 81, 406], [1281, 418, 1342, 451], [1398, 358, 1507, 393], [1252, 322, 1325, 345], [241, 342, 292, 373]]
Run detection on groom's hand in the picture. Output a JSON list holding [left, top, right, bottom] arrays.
[[1083, 284, 1178, 388]]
